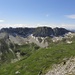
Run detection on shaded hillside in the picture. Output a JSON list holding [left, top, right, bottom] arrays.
[[0, 39, 16, 64]]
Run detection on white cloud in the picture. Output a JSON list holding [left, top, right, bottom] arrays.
[[35, 24, 75, 29], [0, 24, 36, 29], [65, 14, 75, 19], [0, 20, 4, 22], [0, 24, 26, 29], [0, 23, 75, 29], [59, 24, 75, 29]]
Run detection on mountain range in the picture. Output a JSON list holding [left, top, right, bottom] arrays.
[[0, 27, 70, 48], [0, 27, 69, 37]]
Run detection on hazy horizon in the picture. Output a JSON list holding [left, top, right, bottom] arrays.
[[0, 0, 75, 29]]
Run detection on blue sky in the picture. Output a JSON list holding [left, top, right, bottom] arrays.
[[0, 0, 75, 29]]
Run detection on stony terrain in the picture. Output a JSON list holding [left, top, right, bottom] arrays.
[[46, 57, 75, 75]]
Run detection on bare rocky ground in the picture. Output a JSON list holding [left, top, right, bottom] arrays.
[[9, 34, 48, 48], [45, 57, 75, 75]]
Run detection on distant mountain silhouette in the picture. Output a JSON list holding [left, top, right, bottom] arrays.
[[0, 27, 70, 37]]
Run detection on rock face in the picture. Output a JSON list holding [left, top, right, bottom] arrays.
[[45, 57, 75, 75], [0, 32, 9, 42], [53, 27, 69, 36], [33, 27, 54, 37]]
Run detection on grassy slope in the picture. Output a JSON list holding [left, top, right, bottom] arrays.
[[0, 41, 75, 75]]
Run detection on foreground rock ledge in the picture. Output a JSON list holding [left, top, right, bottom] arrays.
[[46, 57, 75, 75]]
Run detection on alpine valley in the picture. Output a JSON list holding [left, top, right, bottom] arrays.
[[0, 26, 75, 75]]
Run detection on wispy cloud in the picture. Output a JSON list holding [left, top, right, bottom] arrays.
[[65, 14, 75, 19], [46, 14, 49, 17], [0, 20, 4, 22]]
